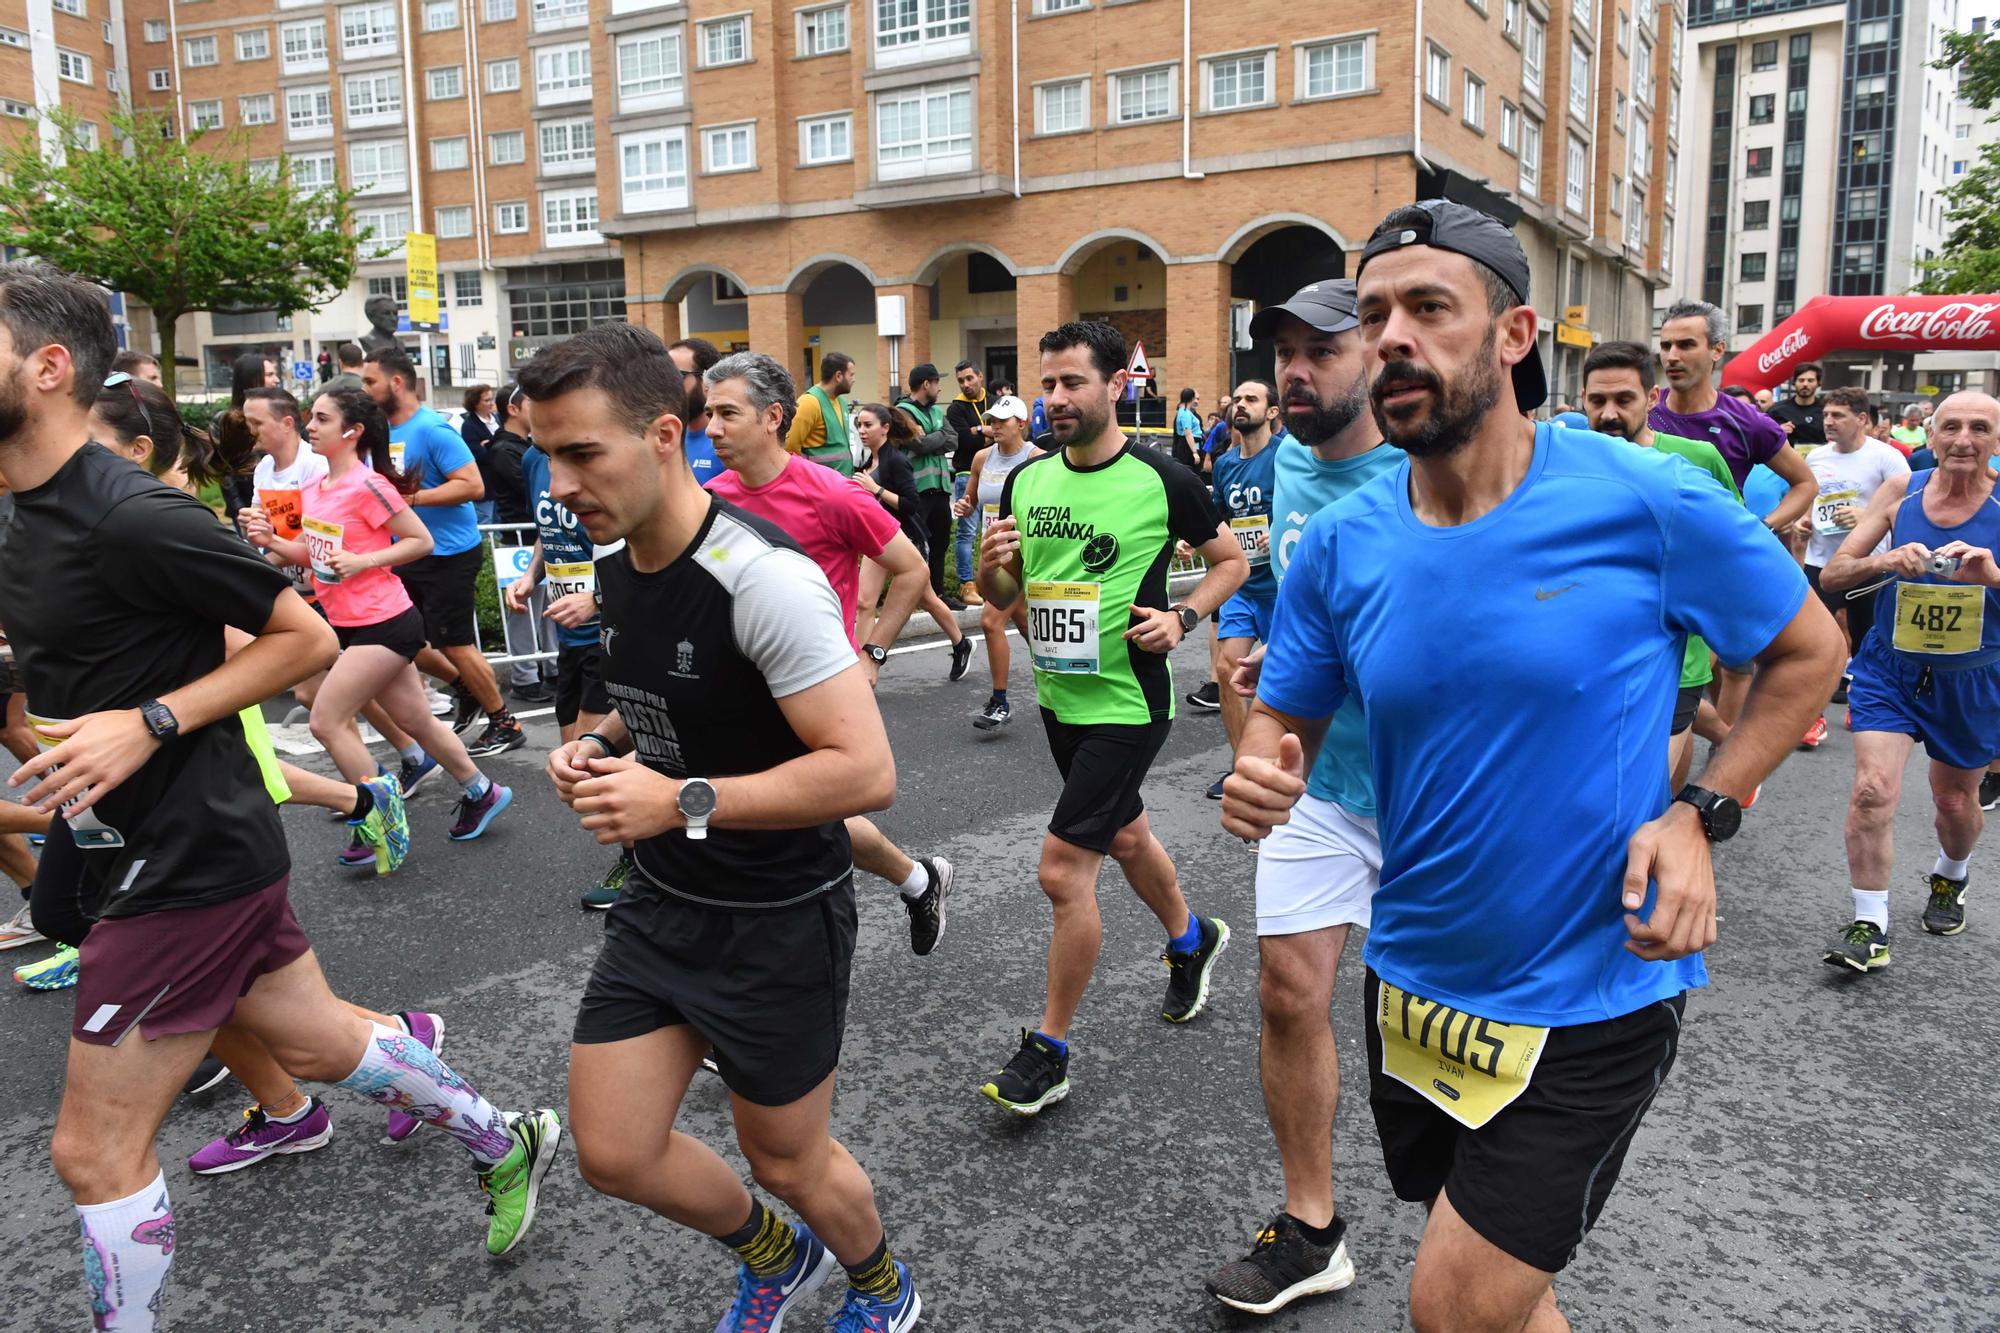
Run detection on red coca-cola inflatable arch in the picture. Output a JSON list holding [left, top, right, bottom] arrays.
[[1721, 294, 2000, 392]]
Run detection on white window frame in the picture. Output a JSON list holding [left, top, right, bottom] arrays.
[[355, 207, 412, 258], [189, 99, 224, 130], [489, 129, 526, 164], [1424, 43, 1450, 108], [537, 115, 595, 174], [1565, 132, 1587, 213], [423, 0, 459, 30], [799, 111, 853, 165], [1464, 70, 1485, 128], [484, 0, 517, 18], [349, 138, 409, 194], [872, 0, 971, 67], [615, 29, 684, 112], [1500, 99, 1519, 151], [494, 200, 530, 232], [533, 41, 591, 105], [235, 28, 270, 60], [1612, 87, 1625, 131], [1523, 11, 1545, 96], [183, 35, 217, 66], [427, 64, 464, 99], [290, 151, 338, 195], [618, 127, 690, 212], [797, 2, 849, 55], [486, 57, 520, 91], [531, 0, 589, 30], [343, 70, 404, 127], [338, 2, 397, 59], [1108, 63, 1177, 125], [280, 19, 327, 73], [285, 84, 334, 138], [701, 120, 757, 173], [1568, 41, 1590, 123], [1519, 111, 1542, 193], [431, 135, 469, 170], [1203, 49, 1275, 113], [1296, 34, 1374, 101], [875, 78, 972, 177], [697, 13, 751, 67], [435, 204, 472, 238], [1034, 76, 1089, 135], [540, 187, 600, 245], [239, 92, 276, 125], [1503, 0, 1521, 39], [453, 271, 485, 305], [143, 18, 166, 41], [1036, 0, 1087, 10], [148, 66, 173, 91]]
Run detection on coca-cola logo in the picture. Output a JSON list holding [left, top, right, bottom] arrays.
[[1757, 328, 1810, 375], [1858, 301, 2000, 344]]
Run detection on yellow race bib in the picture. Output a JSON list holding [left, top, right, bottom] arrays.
[[1230, 514, 1272, 567], [1376, 980, 1549, 1130], [302, 515, 345, 583], [544, 560, 595, 600], [1811, 484, 1859, 538], [1026, 580, 1100, 674], [1894, 582, 1984, 656]]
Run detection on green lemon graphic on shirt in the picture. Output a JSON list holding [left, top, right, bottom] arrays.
[[1080, 532, 1119, 574]]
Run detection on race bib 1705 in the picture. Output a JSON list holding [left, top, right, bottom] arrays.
[[1026, 580, 1101, 675], [1894, 582, 1984, 656], [1375, 980, 1549, 1130]]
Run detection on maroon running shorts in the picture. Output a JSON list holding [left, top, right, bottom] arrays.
[[71, 876, 309, 1046]]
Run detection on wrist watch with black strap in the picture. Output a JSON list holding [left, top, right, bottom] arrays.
[[1674, 784, 1741, 842], [138, 698, 179, 742], [862, 643, 889, 666]]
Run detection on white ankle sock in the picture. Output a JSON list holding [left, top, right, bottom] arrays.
[[1851, 889, 1890, 931], [896, 862, 929, 901], [1935, 851, 1970, 881]]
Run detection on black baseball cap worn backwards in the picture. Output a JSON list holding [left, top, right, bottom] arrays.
[[1356, 199, 1549, 412]]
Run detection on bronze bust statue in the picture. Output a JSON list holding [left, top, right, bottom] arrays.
[[359, 294, 402, 354]]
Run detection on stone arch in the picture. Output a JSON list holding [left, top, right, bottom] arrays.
[[659, 262, 751, 304], [1052, 227, 1172, 276], [781, 252, 883, 294], [1215, 213, 1352, 265], [909, 241, 1018, 287]]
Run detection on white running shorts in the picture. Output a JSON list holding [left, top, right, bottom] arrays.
[[1254, 793, 1380, 937]]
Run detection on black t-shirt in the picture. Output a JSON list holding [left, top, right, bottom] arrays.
[[598, 496, 860, 908], [489, 429, 534, 526], [1768, 396, 1825, 447], [0, 443, 292, 917], [871, 444, 926, 550]]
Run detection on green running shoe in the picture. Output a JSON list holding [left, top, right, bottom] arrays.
[[1921, 874, 1968, 936], [15, 944, 79, 990], [479, 1108, 562, 1256], [352, 775, 410, 876], [580, 850, 631, 911], [1822, 920, 1890, 973]]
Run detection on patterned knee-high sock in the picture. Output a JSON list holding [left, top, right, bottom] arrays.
[[76, 1170, 174, 1331], [335, 1021, 512, 1165]]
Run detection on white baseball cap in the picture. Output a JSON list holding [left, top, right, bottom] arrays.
[[984, 394, 1029, 422]]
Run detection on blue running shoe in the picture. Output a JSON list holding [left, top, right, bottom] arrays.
[[448, 783, 512, 841], [16, 944, 79, 991], [398, 753, 441, 798], [827, 1264, 922, 1333], [714, 1224, 838, 1333]]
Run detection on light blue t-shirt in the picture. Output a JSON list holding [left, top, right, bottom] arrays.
[[1270, 436, 1403, 818], [518, 445, 599, 649], [685, 426, 719, 488], [392, 405, 481, 556], [1260, 424, 1807, 1026], [1210, 437, 1280, 603], [1175, 406, 1202, 442]]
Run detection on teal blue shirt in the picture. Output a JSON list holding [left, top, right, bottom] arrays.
[[1271, 436, 1403, 818]]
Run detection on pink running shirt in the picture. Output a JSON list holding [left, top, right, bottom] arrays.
[[301, 464, 415, 627]]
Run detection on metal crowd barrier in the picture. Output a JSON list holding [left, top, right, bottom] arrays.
[[476, 522, 560, 670]]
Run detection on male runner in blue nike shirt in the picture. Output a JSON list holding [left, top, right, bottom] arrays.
[[1225, 201, 1844, 1332]]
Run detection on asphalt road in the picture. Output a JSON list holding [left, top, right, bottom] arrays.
[[2, 631, 1997, 1333]]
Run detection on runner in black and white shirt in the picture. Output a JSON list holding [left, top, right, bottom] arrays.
[[528, 324, 922, 1333]]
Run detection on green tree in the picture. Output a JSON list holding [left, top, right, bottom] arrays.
[[0, 108, 363, 382], [1924, 31, 2000, 294]]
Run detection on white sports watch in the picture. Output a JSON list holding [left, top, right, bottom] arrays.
[[677, 777, 717, 841]]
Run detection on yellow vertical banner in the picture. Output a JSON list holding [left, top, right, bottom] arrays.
[[405, 232, 439, 331]]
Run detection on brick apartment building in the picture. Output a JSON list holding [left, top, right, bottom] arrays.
[[2, 0, 1683, 404]]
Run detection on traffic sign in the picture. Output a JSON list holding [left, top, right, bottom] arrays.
[[292, 360, 313, 383], [1125, 340, 1152, 382]]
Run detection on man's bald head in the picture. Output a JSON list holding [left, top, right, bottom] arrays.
[[1929, 391, 2000, 470], [1934, 391, 2000, 428]]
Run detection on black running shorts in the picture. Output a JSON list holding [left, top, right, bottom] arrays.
[[333, 606, 427, 661], [395, 547, 481, 648], [1039, 709, 1172, 853], [572, 874, 857, 1107], [1363, 969, 1685, 1274], [554, 640, 611, 728], [1806, 562, 1877, 650], [1670, 683, 1702, 737]]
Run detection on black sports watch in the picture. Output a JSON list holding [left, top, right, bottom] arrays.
[[138, 698, 179, 742], [862, 643, 889, 665], [1171, 604, 1200, 635], [1674, 784, 1742, 842]]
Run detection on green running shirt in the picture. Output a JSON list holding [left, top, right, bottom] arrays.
[[1651, 430, 1742, 690], [1001, 441, 1224, 725]]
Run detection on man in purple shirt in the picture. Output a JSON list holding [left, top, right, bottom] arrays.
[[1651, 299, 1814, 534], [1652, 299, 1818, 740]]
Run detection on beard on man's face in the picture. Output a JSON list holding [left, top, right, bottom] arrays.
[[1368, 328, 1503, 459], [1283, 377, 1367, 447]]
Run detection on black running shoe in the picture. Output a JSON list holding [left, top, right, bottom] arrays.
[[1831, 675, 1850, 705], [1822, 920, 1890, 972], [511, 681, 555, 706], [1207, 1213, 1356, 1316], [904, 857, 953, 956], [1186, 681, 1221, 711], [466, 718, 527, 757], [948, 637, 974, 682], [450, 684, 483, 734], [1205, 771, 1229, 800], [1981, 771, 2000, 812], [972, 698, 1011, 731], [1162, 917, 1231, 1022], [980, 1030, 1069, 1116], [182, 1054, 231, 1097], [1922, 874, 1968, 936]]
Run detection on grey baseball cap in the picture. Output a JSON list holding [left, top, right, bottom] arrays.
[[1356, 199, 1548, 411], [1248, 278, 1360, 340]]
